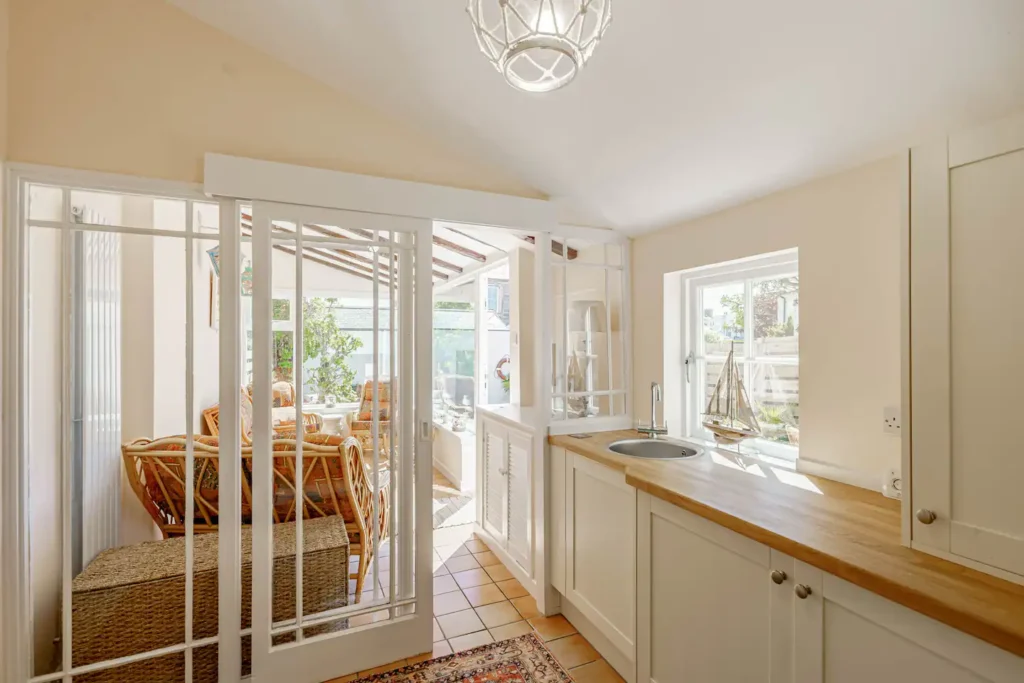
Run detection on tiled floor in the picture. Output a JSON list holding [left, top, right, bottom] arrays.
[[325, 470, 624, 682]]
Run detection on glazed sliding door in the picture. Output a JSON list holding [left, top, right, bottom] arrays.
[[247, 201, 433, 683]]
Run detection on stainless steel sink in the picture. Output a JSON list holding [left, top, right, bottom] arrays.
[[608, 439, 702, 459]]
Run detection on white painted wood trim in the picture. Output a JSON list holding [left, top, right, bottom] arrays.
[[533, 233, 556, 613], [768, 550, 796, 682], [2, 167, 32, 683], [821, 573, 1024, 682], [217, 199, 244, 683], [899, 147, 913, 546], [635, 492, 653, 683], [909, 541, 1024, 587], [203, 154, 557, 231], [548, 415, 633, 435], [548, 445, 567, 596], [908, 140, 952, 553], [948, 112, 1024, 169], [6, 162, 208, 201]]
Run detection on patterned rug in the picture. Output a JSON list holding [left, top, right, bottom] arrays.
[[352, 634, 572, 682]]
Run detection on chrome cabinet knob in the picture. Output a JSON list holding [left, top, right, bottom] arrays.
[[795, 584, 812, 600], [770, 570, 787, 585], [916, 509, 937, 525]]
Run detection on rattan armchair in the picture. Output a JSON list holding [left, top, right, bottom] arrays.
[[202, 385, 323, 444], [121, 433, 388, 601]]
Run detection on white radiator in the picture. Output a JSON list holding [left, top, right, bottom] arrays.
[[79, 230, 123, 566]]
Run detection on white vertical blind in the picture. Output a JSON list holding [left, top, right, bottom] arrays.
[[80, 230, 122, 566]]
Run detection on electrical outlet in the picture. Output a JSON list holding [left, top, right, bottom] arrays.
[[882, 468, 902, 500], [883, 406, 902, 436]]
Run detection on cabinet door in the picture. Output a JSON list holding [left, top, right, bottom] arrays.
[[566, 454, 636, 662], [637, 493, 772, 683], [481, 420, 507, 541], [802, 572, 1024, 683], [911, 114, 1024, 577], [549, 445, 567, 594], [505, 429, 532, 573]]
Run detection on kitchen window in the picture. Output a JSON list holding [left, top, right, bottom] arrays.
[[684, 251, 799, 458]]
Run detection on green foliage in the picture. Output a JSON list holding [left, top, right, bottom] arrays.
[[272, 298, 291, 321], [434, 300, 472, 310], [303, 298, 362, 402], [758, 403, 792, 425], [719, 277, 799, 340], [273, 331, 293, 379]]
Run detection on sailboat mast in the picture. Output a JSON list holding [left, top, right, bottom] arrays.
[[726, 342, 734, 426]]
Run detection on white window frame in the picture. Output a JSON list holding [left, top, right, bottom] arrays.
[[680, 250, 799, 460], [549, 236, 632, 435]]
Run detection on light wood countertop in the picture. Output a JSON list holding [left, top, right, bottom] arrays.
[[549, 429, 1024, 658]]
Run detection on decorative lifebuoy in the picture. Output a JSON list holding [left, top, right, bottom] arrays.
[[495, 356, 510, 381]]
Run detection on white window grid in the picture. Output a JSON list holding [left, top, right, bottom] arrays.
[[550, 239, 629, 422], [685, 256, 799, 459]]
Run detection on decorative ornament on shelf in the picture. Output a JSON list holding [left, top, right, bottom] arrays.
[[467, 0, 612, 93]]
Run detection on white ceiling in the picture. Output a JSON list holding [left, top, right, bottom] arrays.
[[170, 0, 1024, 235]]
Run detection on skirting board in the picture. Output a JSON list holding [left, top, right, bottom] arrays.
[[561, 597, 636, 683]]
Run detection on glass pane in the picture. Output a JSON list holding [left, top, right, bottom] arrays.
[[28, 183, 64, 221], [566, 266, 609, 418], [701, 281, 745, 357], [194, 202, 220, 234], [434, 280, 476, 425], [751, 275, 799, 357], [749, 362, 800, 446], [551, 264, 565, 403], [484, 264, 511, 407], [69, 190, 186, 231], [28, 226, 65, 677]]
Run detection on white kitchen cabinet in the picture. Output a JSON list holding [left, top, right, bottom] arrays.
[[564, 453, 636, 666], [476, 410, 534, 578], [909, 113, 1024, 580], [637, 492, 805, 683], [796, 565, 1024, 683], [549, 445, 567, 594]]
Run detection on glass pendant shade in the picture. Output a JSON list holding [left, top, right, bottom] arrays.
[[467, 0, 612, 93]]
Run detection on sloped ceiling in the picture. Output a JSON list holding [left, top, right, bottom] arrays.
[[169, 0, 1024, 234]]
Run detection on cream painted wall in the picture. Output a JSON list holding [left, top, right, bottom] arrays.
[[6, 0, 541, 197], [509, 247, 535, 406], [632, 156, 904, 487]]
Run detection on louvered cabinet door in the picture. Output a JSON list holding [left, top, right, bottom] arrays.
[[506, 429, 533, 574], [482, 421, 508, 541]]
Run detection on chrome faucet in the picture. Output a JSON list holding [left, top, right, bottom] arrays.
[[637, 381, 668, 438]]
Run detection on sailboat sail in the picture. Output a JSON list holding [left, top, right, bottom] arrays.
[[702, 343, 761, 444]]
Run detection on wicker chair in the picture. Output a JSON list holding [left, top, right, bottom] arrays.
[[346, 380, 392, 454], [122, 434, 388, 601], [202, 385, 323, 444]]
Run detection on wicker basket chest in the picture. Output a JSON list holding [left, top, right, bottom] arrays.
[[70, 516, 349, 682]]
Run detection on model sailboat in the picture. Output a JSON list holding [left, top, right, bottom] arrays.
[[702, 342, 761, 445]]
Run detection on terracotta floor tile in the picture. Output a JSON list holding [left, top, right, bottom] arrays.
[[474, 601, 521, 628], [461, 583, 507, 607], [433, 575, 459, 595], [472, 550, 501, 567], [436, 608, 486, 639], [464, 538, 490, 553], [443, 554, 481, 573], [569, 659, 626, 683], [452, 568, 493, 589], [483, 564, 514, 582], [495, 578, 529, 599], [433, 526, 475, 548], [546, 633, 600, 669], [433, 590, 471, 616], [528, 614, 577, 641], [511, 595, 541, 620], [433, 617, 445, 642], [448, 629, 494, 653], [434, 543, 470, 559], [432, 640, 453, 657], [488, 620, 533, 641]]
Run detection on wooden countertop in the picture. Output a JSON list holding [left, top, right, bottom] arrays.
[[549, 430, 1024, 658]]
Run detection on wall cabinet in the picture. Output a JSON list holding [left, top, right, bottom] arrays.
[[563, 452, 636, 664], [909, 113, 1024, 580], [477, 411, 534, 577], [635, 491, 1024, 683]]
